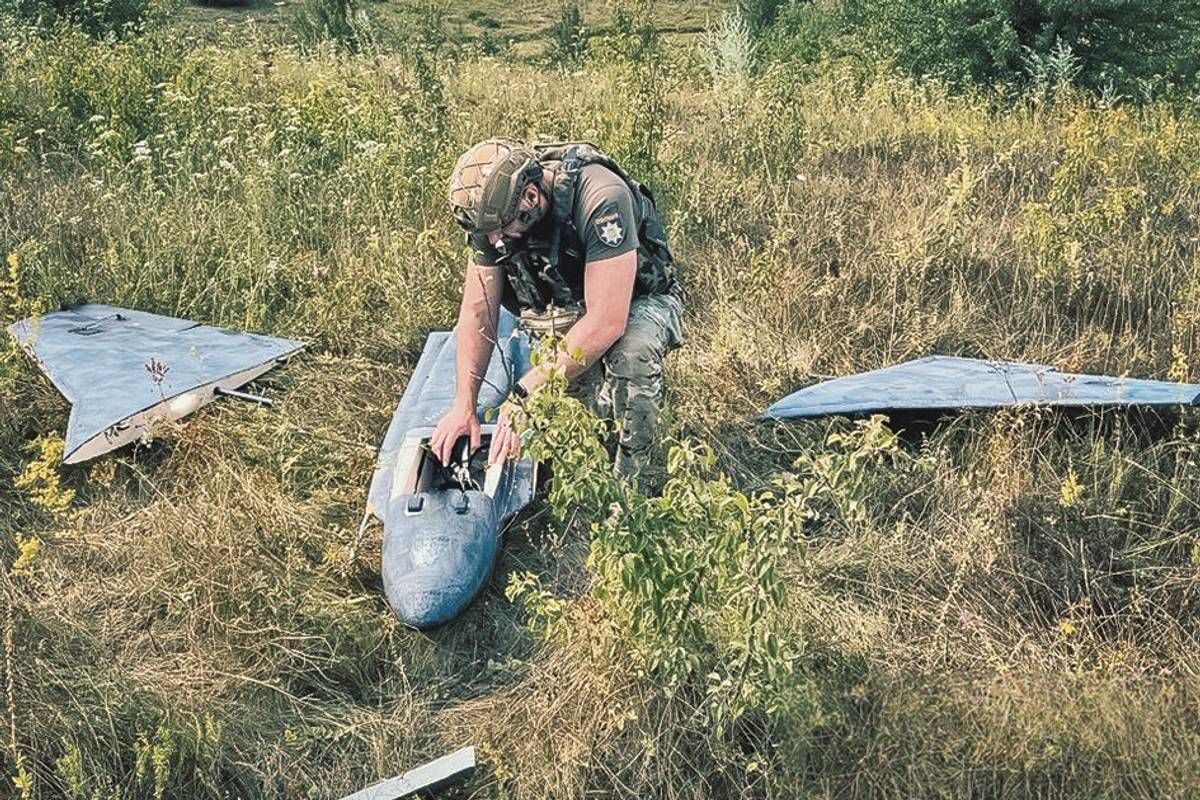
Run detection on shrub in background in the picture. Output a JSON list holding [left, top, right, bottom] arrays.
[[293, 0, 376, 53], [736, 0, 787, 38], [477, 28, 509, 57], [546, 0, 587, 66], [600, 0, 668, 181], [0, 0, 164, 39], [768, 0, 1200, 97], [700, 12, 756, 91]]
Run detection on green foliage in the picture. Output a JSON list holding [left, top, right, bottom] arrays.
[[736, 0, 787, 37], [504, 570, 570, 640], [477, 28, 508, 57], [0, 251, 43, 325], [700, 12, 755, 90], [53, 740, 86, 799], [134, 723, 175, 800], [509, 353, 901, 731], [768, 0, 1200, 97], [465, 9, 499, 28], [546, 0, 586, 66], [0, 0, 171, 39], [9, 535, 41, 579], [791, 415, 899, 524], [599, 0, 667, 180], [293, 0, 376, 54], [403, 3, 450, 151], [10, 760, 33, 800]]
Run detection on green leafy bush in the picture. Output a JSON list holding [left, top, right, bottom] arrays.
[[0, 0, 165, 39], [546, 0, 586, 66], [293, 0, 376, 54], [507, 347, 901, 732], [596, 0, 667, 180], [736, 0, 787, 37], [768, 0, 1200, 96]]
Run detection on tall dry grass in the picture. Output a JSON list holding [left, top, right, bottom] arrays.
[[2, 8, 1200, 799]]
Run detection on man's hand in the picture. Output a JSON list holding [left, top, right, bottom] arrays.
[[430, 403, 481, 466], [487, 400, 524, 465]]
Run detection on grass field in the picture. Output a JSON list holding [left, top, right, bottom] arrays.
[[4, 2, 1200, 798], [174, 0, 725, 54]]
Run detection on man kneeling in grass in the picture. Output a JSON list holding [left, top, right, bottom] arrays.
[[430, 138, 684, 488]]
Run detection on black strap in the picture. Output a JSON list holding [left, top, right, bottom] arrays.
[[548, 147, 583, 272]]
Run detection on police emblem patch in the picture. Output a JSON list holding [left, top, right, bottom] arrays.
[[597, 218, 625, 247]]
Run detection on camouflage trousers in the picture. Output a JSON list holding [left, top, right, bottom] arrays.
[[567, 292, 684, 487]]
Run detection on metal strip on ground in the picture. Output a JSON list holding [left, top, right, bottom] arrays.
[[336, 747, 476, 800]]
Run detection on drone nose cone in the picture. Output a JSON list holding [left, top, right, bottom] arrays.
[[382, 491, 500, 630], [389, 581, 474, 630]]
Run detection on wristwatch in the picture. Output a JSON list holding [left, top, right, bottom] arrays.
[[511, 381, 529, 400]]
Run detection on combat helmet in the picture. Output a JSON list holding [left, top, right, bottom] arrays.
[[448, 138, 544, 233]]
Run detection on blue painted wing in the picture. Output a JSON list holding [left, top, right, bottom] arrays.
[[764, 356, 1200, 419], [8, 304, 303, 462]]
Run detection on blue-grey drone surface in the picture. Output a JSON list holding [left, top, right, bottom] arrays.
[[366, 309, 537, 630], [8, 304, 304, 463], [764, 355, 1200, 419]]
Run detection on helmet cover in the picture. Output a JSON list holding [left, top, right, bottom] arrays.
[[448, 138, 543, 233]]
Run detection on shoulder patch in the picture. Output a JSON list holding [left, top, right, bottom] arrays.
[[593, 210, 625, 248]]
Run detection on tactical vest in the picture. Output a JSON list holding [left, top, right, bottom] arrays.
[[496, 142, 677, 314]]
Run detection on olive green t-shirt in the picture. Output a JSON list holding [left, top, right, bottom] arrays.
[[466, 163, 639, 267]]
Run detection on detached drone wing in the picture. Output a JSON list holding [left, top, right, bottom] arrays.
[[8, 304, 303, 463]]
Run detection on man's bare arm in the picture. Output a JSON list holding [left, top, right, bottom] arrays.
[[452, 260, 503, 408], [430, 259, 503, 465], [519, 250, 637, 393], [486, 250, 636, 464]]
